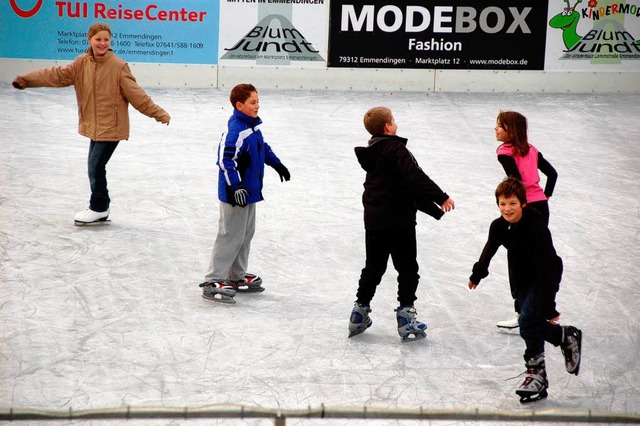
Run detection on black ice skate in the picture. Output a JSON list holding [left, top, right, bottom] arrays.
[[200, 281, 236, 304], [348, 303, 372, 338], [561, 326, 582, 375], [228, 273, 265, 293], [516, 354, 548, 403]]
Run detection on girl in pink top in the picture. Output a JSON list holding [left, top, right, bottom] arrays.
[[494, 110, 559, 329], [495, 111, 557, 225]]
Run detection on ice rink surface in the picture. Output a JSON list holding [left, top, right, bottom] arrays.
[[1, 82, 639, 425]]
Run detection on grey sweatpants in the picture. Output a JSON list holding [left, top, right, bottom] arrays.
[[204, 202, 256, 282]]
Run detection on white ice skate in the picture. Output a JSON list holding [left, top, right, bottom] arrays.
[[516, 354, 548, 403], [497, 314, 560, 329], [348, 303, 372, 338], [497, 315, 519, 329], [229, 273, 265, 293], [395, 306, 427, 342], [561, 326, 582, 375], [200, 281, 236, 304], [74, 208, 110, 225]]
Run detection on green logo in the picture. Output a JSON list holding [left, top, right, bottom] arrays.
[[549, 0, 640, 62]]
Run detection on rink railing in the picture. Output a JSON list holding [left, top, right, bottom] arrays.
[[1, 405, 639, 424]]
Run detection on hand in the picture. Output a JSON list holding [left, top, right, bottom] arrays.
[[468, 281, 477, 290], [275, 163, 290, 182], [12, 77, 26, 90], [159, 114, 170, 125], [441, 197, 455, 212], [234, 188, 248, 207]]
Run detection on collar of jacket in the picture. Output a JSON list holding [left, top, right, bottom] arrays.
[[88, 49, 115, 64], [233, 108, 262, 127], [368, 134, 408, 147]]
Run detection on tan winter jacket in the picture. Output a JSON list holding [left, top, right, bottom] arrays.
[[17, 50, 170, 141]]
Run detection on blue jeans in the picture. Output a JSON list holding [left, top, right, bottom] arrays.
[[518, 289, 563, 360], [88, 140, 119, 212]]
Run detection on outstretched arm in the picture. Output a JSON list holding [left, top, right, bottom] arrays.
[[469, 219, 505, 287], [120, 64, 170, 124], [13, 62, 77, 89]]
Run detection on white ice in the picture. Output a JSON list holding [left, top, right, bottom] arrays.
[[1, 83, 639, 425]]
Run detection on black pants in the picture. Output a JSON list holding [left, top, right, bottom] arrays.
[[356, 227, 419, 308], [88, 140, 119, 212], [528, 200, 550, 226]]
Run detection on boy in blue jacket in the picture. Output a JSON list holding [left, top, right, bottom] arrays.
[[200, 84, 290, 304], [348, 106, 455, 341]]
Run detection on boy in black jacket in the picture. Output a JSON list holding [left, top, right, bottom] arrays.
[[349, 106, 455, 342], [468, 177, 582, 403]]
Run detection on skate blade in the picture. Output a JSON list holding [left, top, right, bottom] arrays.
[[496, 324, 519, 329], [234, 285, 265, 293], [202, 294, 236, 304], [517, 389, 548, 404], [348, 319, 372, 338], [74, 219, 111, 226], [400, 332, 427, 342], [570, 330, 582, 376], [348, 328, 368, 338]]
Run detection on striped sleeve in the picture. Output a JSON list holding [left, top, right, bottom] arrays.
[[218, 128, 252, 188]]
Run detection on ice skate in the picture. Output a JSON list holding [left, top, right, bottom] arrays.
[[561, 326, 582, 375], [74, 208, 110, 225], [200, 281, 236, 304], [228, 273, 265, 293], [348, 303, 372, 338], [516, 354, 548, 403], [395, 306, 427, 342], [497, 314, 520, 329]]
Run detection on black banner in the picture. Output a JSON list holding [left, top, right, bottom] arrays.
[[328, 0, 548, 70]]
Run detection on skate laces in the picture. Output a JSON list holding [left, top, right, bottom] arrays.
[[506, 371, 527, 381]]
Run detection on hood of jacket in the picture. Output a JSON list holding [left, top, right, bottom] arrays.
[[355, 134, 408, 172]]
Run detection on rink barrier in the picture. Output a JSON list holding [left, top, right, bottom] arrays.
[[2, 59, 640, 93], [1, 405, 640, 424]]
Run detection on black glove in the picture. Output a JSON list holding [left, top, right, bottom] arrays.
[[274, 163, 290, 182], [234, 188, 248, 207]]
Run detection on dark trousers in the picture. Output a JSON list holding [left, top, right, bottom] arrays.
[[511, 199, 551, 316], [356, 227, 419, 308], [518, 289, 563, 360], [528, 200, 550, 226], [88, 140, 119, 212]]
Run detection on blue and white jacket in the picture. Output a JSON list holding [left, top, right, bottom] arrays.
[[217, 109, 282, 205]]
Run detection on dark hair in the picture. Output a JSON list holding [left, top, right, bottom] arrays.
[[230, 83, 257, 107], [495, 177, 527, 205], [363, 106, 393, 135], [497, 110, 529, 157]]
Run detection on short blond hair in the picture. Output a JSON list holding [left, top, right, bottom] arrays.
[[363, 106, 392, 135]]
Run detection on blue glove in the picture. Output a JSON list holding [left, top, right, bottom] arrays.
[[274, 163, 290, 182], [234, 188, 248, 207]]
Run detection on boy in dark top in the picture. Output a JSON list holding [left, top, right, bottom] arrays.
[[349, 106, 455, 342], [468, 177, 582, 403]]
